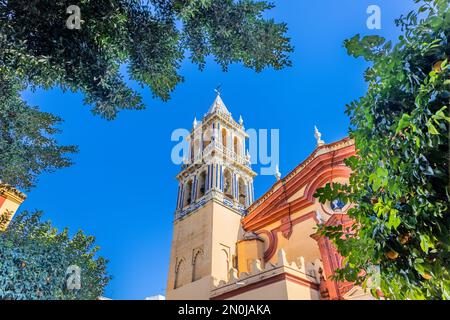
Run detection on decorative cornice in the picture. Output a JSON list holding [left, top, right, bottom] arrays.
[[174, 190, 247, 221], [0, 184, 27, 204]]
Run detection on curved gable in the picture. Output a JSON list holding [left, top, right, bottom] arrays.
[[242, 137, 355, 232]]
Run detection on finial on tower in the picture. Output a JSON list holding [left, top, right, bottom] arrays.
[[239, 115, 243, 126], [193, 117, 198, 129], [275, 165, 281, 181], [214, 84, 222, 96], [314, 126, 325, 147]]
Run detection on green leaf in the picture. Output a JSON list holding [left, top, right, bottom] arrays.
[[387, 209, 401, 230], [426, 122, 440, 135], [396, 113, 411, 133], [419, 235, 430, 253]]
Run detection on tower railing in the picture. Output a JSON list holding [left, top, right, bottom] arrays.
[[201, 141, 250, 167]]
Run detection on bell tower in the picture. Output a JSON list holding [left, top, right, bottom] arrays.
[[166, 94, 256, 300]]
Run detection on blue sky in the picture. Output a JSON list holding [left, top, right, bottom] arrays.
[[20, 1, 417, 299]]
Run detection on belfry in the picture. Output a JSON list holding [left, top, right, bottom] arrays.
[[175, 93, 256, 218], [167, 94, 256, 299]]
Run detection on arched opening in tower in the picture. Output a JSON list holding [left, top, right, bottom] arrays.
[[197, 171, 207, 199], [223, 169, 233, 200], [234, 136, 241, 156], [184, 180, 193, 207], [192, 250, 203, 282], [174, 258, 186, 289], [191, 139, 200, 162], [238, 177, 247, 205], [203, 128, 212, 150], [221, 128, 227, 149]]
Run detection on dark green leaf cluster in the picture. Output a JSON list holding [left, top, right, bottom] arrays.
[[314, 0, 449, 299], [0, 211, 111, 300], [0, 0, 293, 120], [0, 72, 77, 190]]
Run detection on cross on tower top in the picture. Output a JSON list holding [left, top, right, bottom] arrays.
[[214, 84, 222, 96], [175, 94, 256, 220]]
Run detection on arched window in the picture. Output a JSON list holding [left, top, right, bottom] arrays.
[[191, 139, 200, 162], [203, 128, 212, 149], [233, 136, 240, 156], [330, 198, 346, 212], [223, 170, 233, 199], [221, 128, 227, 149], [238, 177, 247, 205], [197, 171, 207, 199], [184, 180, 193, 207], [194, 140, 200, 159], [174, 258, 186, 289], [192, 250, 203, 282], [216, 249, 229, 282]]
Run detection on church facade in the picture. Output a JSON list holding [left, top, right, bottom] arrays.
[[166, 95, 372, 300]]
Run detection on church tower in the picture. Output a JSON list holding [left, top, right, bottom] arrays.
[[166, 94, 256, 300]]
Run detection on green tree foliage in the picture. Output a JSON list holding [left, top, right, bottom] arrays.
[[314, 0, 449, 299], [0, 0, 293, 120], [0, 211, 111, 299], [0, 72, 77, 190]]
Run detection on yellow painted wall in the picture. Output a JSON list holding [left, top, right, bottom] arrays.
[[285, 280, 320, 300], [236, 239, 264, 274], [166, 200, 244, 299], [167, 202, 213, 299], [287, 185, 306, 202], [224, 281, 288, 300], [272, 218, 321, 264], [210, 202, 244, 285], [223, 279, 319, 300], [167, 276, 213, 300]]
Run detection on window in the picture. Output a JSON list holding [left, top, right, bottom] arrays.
[[223, 170, 233, 199], [191, 139, 200, 162], [203, 128, 212, 149], [197, 171, 207, 199], [330, 199, 346, 212], [192, 250, 203, 282], [233, 136, 240, 156], [184, 180, 193, 207], [216, 249, 229, 282], [221, 128, 227, 149], [238, 177, 247, 205], [174, 258, 185, 289]]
